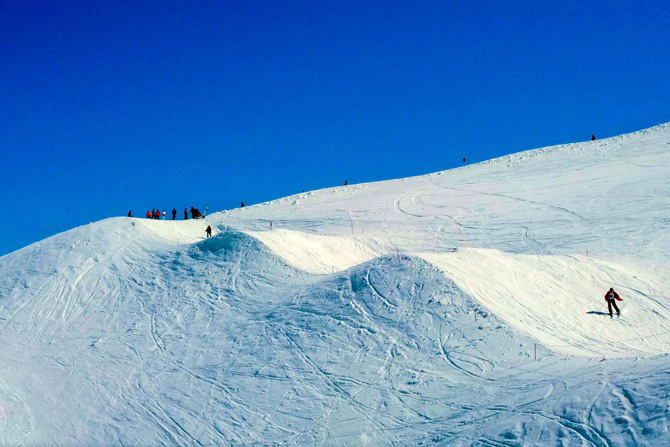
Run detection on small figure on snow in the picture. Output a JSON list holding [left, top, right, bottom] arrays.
[[205, 225, 212, 238], [604, 287, 622, 317], [344, 180, 348, 186], [184, 208, 188, 220], [162, 210, 166, 220], [151, 209, 156, 219], [172, 208, 177, 220], [240, 201, 245, 208], [128, 210, 132, 217], [146, 210, 151, 219], [592, 135, 596, 141]]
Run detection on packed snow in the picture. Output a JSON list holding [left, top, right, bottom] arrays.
[[0, 123, 669, 445]]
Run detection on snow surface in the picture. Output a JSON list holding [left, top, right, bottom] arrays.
[[0, 124, 669, 445]]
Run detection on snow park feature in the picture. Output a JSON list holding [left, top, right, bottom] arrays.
[[1, 124, 669, 445]]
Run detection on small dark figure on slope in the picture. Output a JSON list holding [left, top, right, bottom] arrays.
[[605, 287, 622, 317]]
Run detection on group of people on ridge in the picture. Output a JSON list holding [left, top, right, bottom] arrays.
[[144, 209, 172, 220], [137, 207, 208, 220]]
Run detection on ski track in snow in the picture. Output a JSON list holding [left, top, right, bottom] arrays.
[[1, 124, 670, 445]]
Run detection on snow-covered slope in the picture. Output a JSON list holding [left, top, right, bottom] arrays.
[[0, 124, 669, 445], [215, 124, 670, 358]]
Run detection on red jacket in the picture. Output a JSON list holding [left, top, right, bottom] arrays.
[[604, 290, 623, 302]]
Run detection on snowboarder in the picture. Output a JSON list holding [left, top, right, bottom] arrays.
[[184, 208, 188, 220], [205, 225, 212, 238], [172, 208, 177, 220], [604, 287, 622, 317]]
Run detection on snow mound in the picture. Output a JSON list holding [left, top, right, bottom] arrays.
[[422, 248, 670, 357], [245, 228, 382, 274]]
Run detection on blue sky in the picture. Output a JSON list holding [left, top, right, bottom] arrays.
[[1, 1, 668, 256]]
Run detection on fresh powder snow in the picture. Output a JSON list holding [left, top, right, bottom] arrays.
[[0, 124, 669, 445]]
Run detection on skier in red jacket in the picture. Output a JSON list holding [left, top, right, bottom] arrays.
[[604, 287, 622, 317]]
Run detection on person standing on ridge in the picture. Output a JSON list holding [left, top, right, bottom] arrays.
[[146, 210, 151, 219], [184, 208, 188, 220], [162, 210, 166, 220], [172, 208, 177, 220], [344, 180, 348, 185], [205, 225, 212, 238], [592, 135, 596, 141], [151, 209, 156, 219], [128, 210, 132, 217], [604, 287, 622, 317], [241, 201, 245, 208]]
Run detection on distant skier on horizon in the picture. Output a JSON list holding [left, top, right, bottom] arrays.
[[184, 208, 188, 220], [205, 225, 212, 238], [128, 210, 132, 217], [172, 208, 177, 220], [604, 287, 622, 317], [592, 135, 596, 141]]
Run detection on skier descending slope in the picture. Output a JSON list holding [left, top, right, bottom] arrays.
[[605, 287, 623, 317]]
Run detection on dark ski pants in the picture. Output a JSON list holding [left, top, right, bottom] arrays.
[[608, 300, 620, 316]]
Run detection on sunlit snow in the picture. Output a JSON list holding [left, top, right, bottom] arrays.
[[1, 124, 669, 445]]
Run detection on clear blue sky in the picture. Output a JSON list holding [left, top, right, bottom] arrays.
[[1, 1, 668, 256]]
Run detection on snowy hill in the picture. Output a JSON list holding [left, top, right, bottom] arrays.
[[0, 124, 669, 445]]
